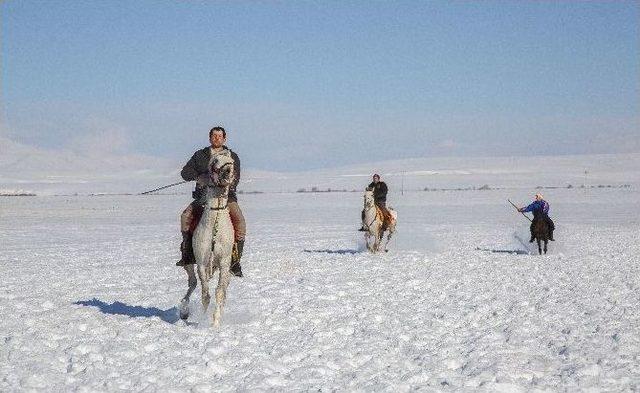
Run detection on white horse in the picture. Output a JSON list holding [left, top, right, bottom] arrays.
[[362, 189, 397, 253], [180, 153, 235, 327]]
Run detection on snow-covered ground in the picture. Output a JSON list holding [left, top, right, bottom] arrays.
[[1, 182, 639, 391]]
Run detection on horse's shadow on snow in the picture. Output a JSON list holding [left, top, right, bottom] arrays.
[[73, 298, 180, 324], [303, 248, 362, 255]]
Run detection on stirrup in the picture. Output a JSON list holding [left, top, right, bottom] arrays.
[[176, 259, 195, 267]]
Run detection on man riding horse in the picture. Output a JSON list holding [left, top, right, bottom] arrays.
[[176, 126, 246, 277], [518, 193, 555, 242], [359, 174, 393, 232]]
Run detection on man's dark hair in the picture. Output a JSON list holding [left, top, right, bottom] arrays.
[[209, 126, 226, 139]]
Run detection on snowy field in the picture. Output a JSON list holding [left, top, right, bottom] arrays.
[[1, 185, 639, 391]]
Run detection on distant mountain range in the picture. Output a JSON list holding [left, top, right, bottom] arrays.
[[1, 136, 638, 195], [0, 136, 179, 195], [0, 136, 177, 178]]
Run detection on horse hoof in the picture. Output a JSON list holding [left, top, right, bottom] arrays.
[[179, 300, 189, 320]]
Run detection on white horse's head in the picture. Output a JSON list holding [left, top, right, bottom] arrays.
[[364, 188, 375, 208], [210, 154, 235, 188]]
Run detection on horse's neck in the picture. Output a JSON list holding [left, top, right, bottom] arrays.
[[198, 188, 229, 226], [364, 203, 377, 218], [199, 194, 229, 234], [206, 195, 228, 209], [205, 186, 228, 206]]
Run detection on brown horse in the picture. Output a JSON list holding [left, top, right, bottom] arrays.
[[532, 217, 550, 255]]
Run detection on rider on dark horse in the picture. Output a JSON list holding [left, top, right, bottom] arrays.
[[518, 193, 555, 242]]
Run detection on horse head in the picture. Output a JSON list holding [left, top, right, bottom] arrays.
[[364, 188, 375, 209], [209, 154, 235, 189]]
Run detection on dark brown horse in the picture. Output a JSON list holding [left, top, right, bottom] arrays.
[[532, 218, 551, 255]]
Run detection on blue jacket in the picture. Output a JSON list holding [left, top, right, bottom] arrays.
[[522, 200, 550, 216]]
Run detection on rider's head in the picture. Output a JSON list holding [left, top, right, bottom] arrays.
[[535, 193, 543, 201], [372, 174, 380, 183], [209, 126, 227, 149]]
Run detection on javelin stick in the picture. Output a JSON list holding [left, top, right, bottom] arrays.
[[140, 180, 189, 195], [508, 199, 532, 222]]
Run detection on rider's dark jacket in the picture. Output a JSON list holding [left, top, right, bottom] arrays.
[[368, 181, 388, 204], [181, 146, 240, 203]]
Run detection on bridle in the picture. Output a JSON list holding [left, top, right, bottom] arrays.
[[205, 162, 233, 251], [207, 161, 233, 211], [210, 162, 233, 188]]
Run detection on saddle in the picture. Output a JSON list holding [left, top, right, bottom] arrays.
[[376, 205, 395, 230]]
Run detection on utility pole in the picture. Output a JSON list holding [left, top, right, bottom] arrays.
[[584, 169, 588, 193], [401, 171, 405, 196]]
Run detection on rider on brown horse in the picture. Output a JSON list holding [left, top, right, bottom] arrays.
[[518, 193, 555, 242], [359, 174, 393, 232]]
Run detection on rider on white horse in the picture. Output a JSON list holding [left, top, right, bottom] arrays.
[[359, 174, 391, 231], [177, 126, 246, 277]]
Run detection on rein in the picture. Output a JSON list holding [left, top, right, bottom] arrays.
[[204, 154, 233, 253], [207, 186, 230, 251]]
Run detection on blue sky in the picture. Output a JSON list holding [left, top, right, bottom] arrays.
[[2, 1, 638, 170]]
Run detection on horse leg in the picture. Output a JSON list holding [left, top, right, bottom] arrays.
[[544, 240, 548, 254], [384, 225, 395, 252], [366, 232, 375, 253], [372, 227, 380, 253], [197, 264, 211, 316], [537, 238, 542, 255], [180, 264, 198, 320], [212, 258, 231, 328]]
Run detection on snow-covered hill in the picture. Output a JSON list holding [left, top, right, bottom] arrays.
[[1, 136, 639, 195], [241, 153, 640, 194], [0, 136, 178, 195]]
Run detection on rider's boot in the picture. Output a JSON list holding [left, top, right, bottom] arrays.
[[529, 231, 535, 243], [176, 231, 196, 266], [549, 230, 555, 241], [230, 240, 244, 277]]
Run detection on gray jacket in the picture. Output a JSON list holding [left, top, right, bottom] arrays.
[[181, 146, 241, 202]]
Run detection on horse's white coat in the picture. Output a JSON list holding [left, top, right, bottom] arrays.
[[182, 153, 235, 327]]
